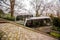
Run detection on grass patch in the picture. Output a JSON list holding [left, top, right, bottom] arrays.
[[50, 32, 60, 38]]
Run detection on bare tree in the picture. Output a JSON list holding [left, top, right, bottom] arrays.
[[0, 0, 10, 11], [30, 0, 46, 17], [0, 0, 31, 17], [29, 0, 60, 17], [56, 3, 60, 17], [10, 0, 15, 17], [0, 0, 15, 17]]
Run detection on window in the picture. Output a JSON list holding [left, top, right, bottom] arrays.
[[26, 18, 51, 27]]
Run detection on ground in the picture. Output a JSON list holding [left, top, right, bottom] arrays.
[[0, 18, 57, 40]]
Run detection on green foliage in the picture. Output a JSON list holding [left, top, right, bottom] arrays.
[[16, 16, 23, 20], [49, 14, 54, 19], [0, 10, 4, 17], [50, 16, 60, 39], [53, 17, 60, 26], [0, 10, 4, 14], [52, 26, 60, 31], [53, 17, 60, 27], [51, 17, 60, 31], [4, 14, 15, 21], [1, 14, 15, 21], [50, 32, 60, 38]]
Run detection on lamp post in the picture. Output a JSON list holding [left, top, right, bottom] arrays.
[[14, 13, 17, 22]]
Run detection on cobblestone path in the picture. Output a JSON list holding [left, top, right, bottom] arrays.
[[0, 23, 57, 40]]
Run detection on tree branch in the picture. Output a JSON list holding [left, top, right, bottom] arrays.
[[1, 0, 10, 6]]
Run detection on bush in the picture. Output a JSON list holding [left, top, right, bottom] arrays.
[[0, 9, 5, 17], [49, 17, 60, 39], [16, 16, 23, 20], [52, 17, 60, 31], [52, 26, 60, 31], [4, 16, 15, 21], [53, 17, 60, 27], [1, 14, 15, 21]]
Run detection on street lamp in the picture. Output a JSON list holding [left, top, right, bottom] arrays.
[[14, 13, 17, 22]]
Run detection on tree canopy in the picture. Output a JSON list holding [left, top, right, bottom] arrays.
[[0, 0, 60, 16]]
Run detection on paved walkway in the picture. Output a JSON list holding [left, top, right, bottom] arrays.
[[0, 23, 57, 40]]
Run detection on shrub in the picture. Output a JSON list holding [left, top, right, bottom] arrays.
[[5, 16, 15, 21], [1, 14, 15, 21], [52, 17, 60, 31], [16, 16, 23, 20], [0, 10, 5, 18], [53, 17, 60, 27]]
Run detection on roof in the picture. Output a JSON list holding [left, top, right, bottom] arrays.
[[26, 16, 50, 20], [14, 13, 33, 16]]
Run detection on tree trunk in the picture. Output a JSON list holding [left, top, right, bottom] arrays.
[[10, 0, 15, 17], [57, 11, 60, 17], [36, 10, 39, 17]]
